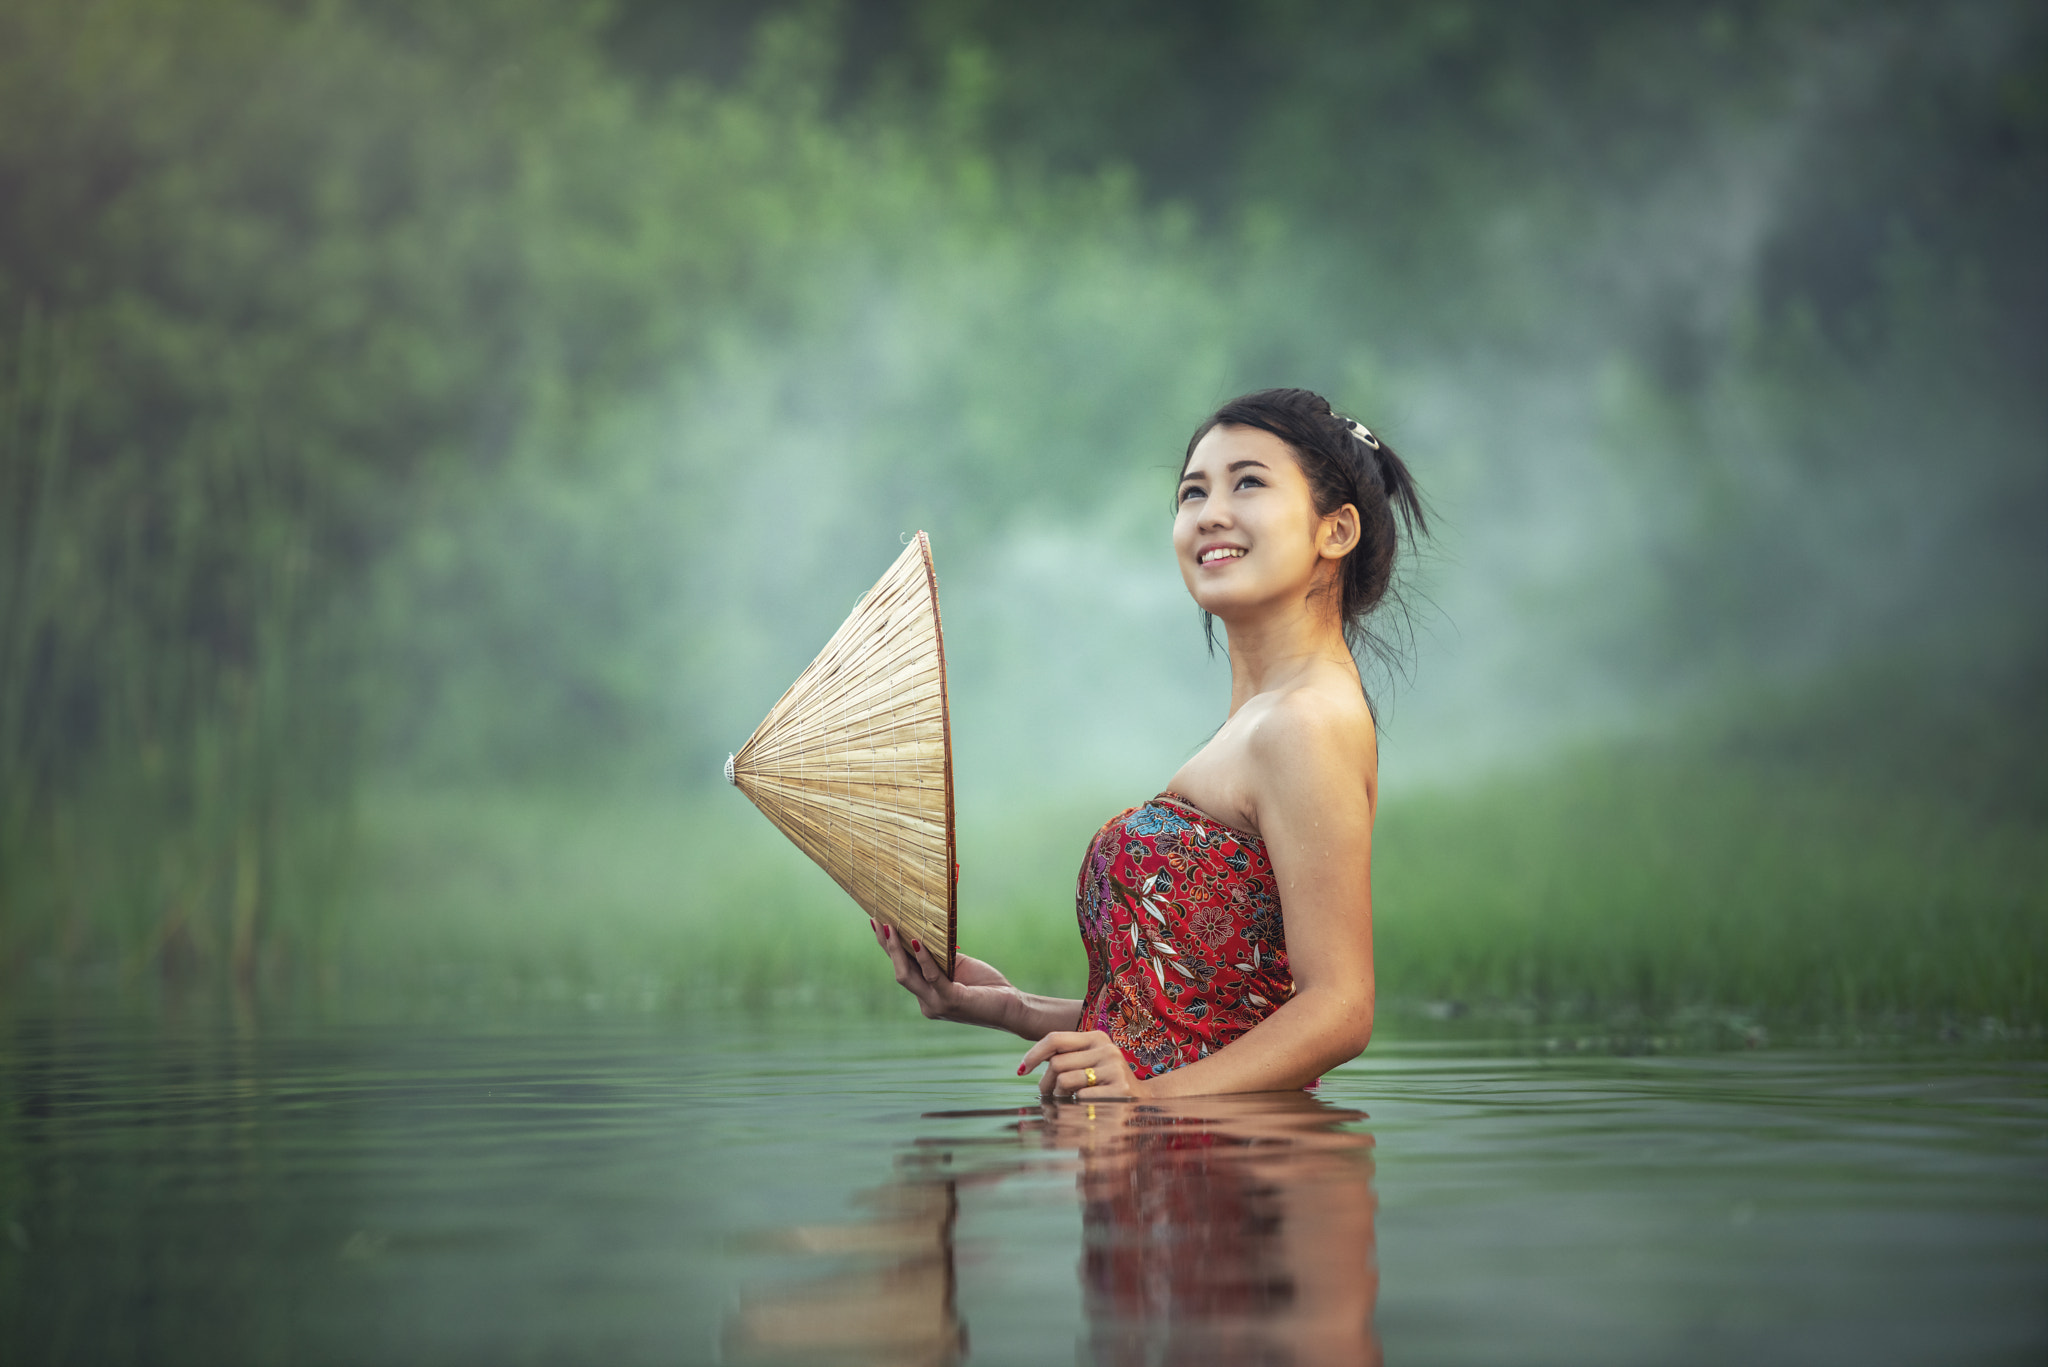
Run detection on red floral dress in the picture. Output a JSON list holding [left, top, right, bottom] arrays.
[[1076, 793, 1295, 1081]]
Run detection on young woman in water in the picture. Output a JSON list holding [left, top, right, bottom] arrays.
[[873, 387, 1426, 1099]]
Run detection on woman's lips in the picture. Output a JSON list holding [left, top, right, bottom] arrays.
[[1199, 546, 1247, 565]]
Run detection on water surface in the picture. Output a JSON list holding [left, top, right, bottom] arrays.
[[1, 1009, 2041, 1365]]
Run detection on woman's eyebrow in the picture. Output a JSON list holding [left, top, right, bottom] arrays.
[[1181, 458, 1270, 485]]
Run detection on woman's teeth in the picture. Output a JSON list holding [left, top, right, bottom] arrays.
[[1200, 547, 1246, 564]]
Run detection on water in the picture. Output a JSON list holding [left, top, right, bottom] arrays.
[[1, 1009, 2042, 1365]]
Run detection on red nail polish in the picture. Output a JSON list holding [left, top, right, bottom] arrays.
[[910, 938, 922, 953], [1016, 1064, 1027, 1076]]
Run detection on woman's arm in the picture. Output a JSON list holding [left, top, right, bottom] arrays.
[[875, 919, 1083, 1040], [1023, 690, 1376, 1098]]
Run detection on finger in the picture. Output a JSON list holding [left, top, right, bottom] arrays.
[[1017, 1037, 1067, 1074], [878, 926, 929, 991], [1058, 1047, 1126, 1098], [1020, 1031, 1092, 1071], [1021, 1049, 1083, 1085], [1074, 1054, 1132, 1100], [908, 937, 947, 984], [1049, 1066, 1105, 1099], [1019, 1037, 1097, 1082], [1020, 1031, 1109, 1079], [1038, 1048, 1102, 1097]]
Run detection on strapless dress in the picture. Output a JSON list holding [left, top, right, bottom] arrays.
[[1075, 793, 1296, 1081]]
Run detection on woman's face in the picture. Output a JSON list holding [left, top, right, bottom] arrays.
[[1173, 424, 1356, 624]]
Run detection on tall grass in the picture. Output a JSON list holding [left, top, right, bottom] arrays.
[[331, 784, 1097, 1016], [1374, 658, 2048, 1037], [1377, 765, 2043, 1034], [0, 313, 353, 984], [314, 663, 2045, 1037]]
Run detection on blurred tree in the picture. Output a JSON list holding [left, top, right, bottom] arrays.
[[602, 0, 2048, 678], [1, 0, 2041, 996], [0, 0, 894, 967]]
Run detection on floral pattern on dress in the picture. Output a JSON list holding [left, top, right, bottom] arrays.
[[1076, 794, 1296, 1081], [1186, 904, 1234, 948]]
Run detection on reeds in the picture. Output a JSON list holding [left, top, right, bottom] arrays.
[[0, 311, 353, 984], [327, 674, 2047, 1035], [1371, 667, 2048, 1033]]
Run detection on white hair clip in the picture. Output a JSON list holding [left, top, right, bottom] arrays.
[[1346, 419, 1382, 450]]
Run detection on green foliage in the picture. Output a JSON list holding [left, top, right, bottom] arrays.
[[328, 659, 2047, 1033], [1375, 678, 2048, 1030], [2, 0, 1184, 962], [335, 783, 1094, 1014], [0, 306, 353, 979], [0, 0, 2042, 1033]]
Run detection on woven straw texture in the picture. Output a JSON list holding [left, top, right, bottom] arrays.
[[729, 533, 956, 970]]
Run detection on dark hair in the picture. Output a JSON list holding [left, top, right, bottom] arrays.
[[1183, 387, 1429, 674]]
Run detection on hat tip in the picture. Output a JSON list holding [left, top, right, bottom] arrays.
[[723, 753, 737, 786]]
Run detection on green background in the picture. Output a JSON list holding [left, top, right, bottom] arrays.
[[2, 0, 2042, 1038]]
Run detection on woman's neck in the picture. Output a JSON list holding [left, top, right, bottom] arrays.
[[1220, 600, 1356, 714]]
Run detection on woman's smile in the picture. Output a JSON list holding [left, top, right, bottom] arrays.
[[1198, 543, 1248, 566]]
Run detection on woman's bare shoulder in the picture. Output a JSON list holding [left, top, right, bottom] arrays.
[[1245, 670, 1378, 780]]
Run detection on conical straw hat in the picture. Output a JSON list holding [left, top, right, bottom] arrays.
[[726, 532, 956, 972]]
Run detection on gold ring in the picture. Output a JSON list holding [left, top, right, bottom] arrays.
[[1084, 1066, 1098, 1088]]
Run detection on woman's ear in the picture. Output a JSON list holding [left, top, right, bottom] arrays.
[[1320, 504, 1361, 559]]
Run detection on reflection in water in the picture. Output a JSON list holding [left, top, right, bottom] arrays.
[[724, 1181, 967, 1365], [728, 1092, 1377, 1367], [1061, 1095, 1379, 1366]]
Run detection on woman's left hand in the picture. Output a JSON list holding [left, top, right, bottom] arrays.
[[1019, 1030, 1147, 1101]]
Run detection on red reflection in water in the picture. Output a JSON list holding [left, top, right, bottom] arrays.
[[728, 1092, 1377, 1366]]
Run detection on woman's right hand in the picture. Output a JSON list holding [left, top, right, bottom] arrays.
[[872, 918, 1017, 1030]]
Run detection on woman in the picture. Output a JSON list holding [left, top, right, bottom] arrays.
[[873, 388, 1426, 1099]]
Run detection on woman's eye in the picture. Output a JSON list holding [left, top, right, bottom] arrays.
[[1178, 485, 1205, 502], [1235, 476, 1265, 491]]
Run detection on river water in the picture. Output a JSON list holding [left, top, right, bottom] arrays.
[[1, 1008, 2042, 1365]]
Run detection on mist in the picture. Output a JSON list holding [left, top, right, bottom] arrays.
[[2, 0, 2041, 1024]]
